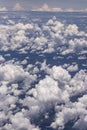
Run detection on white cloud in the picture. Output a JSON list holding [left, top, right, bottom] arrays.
[[51, 94, 87, 130], [32, 4, 87, 12], [13, 3, 24, 11], [0, 7, 8, 11], [32, 3, 63, 12], [0, 55, 5, 63], [29, 76, 60, 103], [0, 17, 87, 54], [68, 8, 87, 12], [0, 11, 87, 130], [0, 60, 87, 129], [67, 64, 78, 72], [9, 112, 40, 130], [0, 64, 28, 83], [49, 66, 71, 82]]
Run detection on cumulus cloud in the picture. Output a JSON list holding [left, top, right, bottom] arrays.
[[0, 64, 28, 82], [13, 3, 24, 11], [9, 112, 40, 130], [49, 66, 71, 82], [0, 7, 8, 11], [0, 17, 87, 54], [0, 60, 87, 129], [32, 4, 87, 12], [32, 3, 63, 12], [0, 13, 87, 130]]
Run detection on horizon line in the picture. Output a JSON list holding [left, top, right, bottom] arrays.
[[0, 10, 87, 13]]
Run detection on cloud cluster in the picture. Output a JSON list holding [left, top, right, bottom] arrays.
[[0, 13, 87, 130], [0, 63, 38, 129], [32, 3, 87, 12], [0, 17, 87, 55], [0, 58, 87, 130]]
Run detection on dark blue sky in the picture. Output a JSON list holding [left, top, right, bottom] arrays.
[[0, 0, 87, 11]]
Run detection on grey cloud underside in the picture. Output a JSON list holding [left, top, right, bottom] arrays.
[[0, 13, 87, 130]]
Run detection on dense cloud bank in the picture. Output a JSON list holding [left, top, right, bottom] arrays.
[[0, 14, 87, 130]]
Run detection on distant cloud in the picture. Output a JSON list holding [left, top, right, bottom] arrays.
[[65, 8, 87, 12], [0, 7, 8, 11], [13, 3, 24, 11], [32, 3, 87, 12], [32, 3, 63, 12]]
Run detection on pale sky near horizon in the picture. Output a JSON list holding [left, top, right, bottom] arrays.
[[0, 0, 87, 11]]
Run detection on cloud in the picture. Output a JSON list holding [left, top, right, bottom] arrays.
[[64, 8, 87, 12], [13, 3, 24, 11], [67, 64, 78, 72], [0, 11, 87, 130], [0, 58, 87, 129], [0, 64, 29, 83], [0, 7, 8, 11], [32, 3, 63, 12], [32, 3, 87, 12], [0, 55, 5, 63], [0, 16, 87, 55], [0, 17, 87, 54], [9, 112, 40, 130]]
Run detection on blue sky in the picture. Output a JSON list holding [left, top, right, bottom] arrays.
[[0, 0, 87, 11]]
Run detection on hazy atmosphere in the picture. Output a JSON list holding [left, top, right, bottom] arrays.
[[0, 0, 87, 11]]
